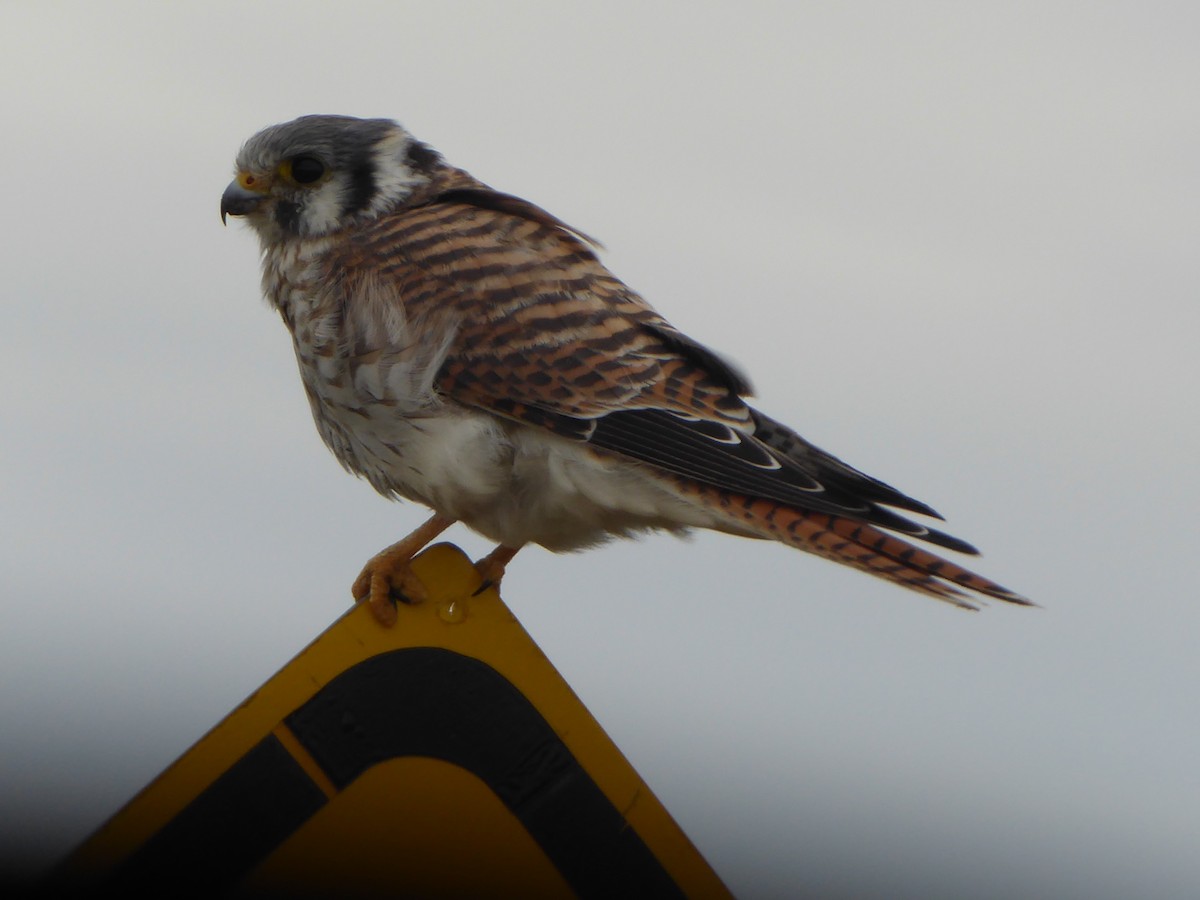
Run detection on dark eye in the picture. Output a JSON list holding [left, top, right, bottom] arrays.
[[290, 155, 325, 184]]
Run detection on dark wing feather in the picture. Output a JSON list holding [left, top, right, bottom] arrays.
[[587, 408, 980, 554], [749, 409, 942, 518]]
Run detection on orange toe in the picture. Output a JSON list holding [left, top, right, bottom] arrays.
[[473, 544, 522, 595]]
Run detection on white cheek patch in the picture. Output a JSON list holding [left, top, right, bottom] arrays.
[[300, 176, 350, 236], [366, 131, 426, 215], [293, 128, 430, 235]]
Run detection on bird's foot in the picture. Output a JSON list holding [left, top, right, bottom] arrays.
[[352, 552, 431, 627], [351, 514, 455, 626], [472, 544, 522, 597]]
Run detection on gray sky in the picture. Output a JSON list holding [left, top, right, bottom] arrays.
[[3, 2, 1198, 897]]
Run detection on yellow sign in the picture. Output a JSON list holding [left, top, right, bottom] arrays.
[[59, 544, 731, 898]]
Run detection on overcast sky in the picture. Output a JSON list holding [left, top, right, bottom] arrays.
[[2, 2, 1198, 897]]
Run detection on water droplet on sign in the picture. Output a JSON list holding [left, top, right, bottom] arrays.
[[437, 600, 466, 624]]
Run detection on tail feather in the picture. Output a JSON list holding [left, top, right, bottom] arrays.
[[809, 512, 1032, 609], [671, 476, 1031, 609]]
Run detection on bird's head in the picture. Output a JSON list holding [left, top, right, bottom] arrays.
[[221, 115, 442, 243]]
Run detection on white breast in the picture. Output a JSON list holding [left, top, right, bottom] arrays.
[[311, 381, 725, 552]]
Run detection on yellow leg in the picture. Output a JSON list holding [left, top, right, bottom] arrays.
[[473, 544, 523, 596], [352, 513, 455, 626]]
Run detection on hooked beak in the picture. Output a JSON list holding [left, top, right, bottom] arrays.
[[220, 179, 267, 225]]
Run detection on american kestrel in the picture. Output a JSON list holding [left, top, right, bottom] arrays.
[[221, 115, 1028, 625]]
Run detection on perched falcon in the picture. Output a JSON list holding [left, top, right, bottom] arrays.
[[221, 114, 1028, 625]]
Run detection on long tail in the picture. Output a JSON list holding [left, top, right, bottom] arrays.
[[776, 507, 1030, 609], [677, 479, 1031, 610]]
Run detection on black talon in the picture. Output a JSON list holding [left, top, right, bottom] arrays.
[[390, 588, 418, 606]]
